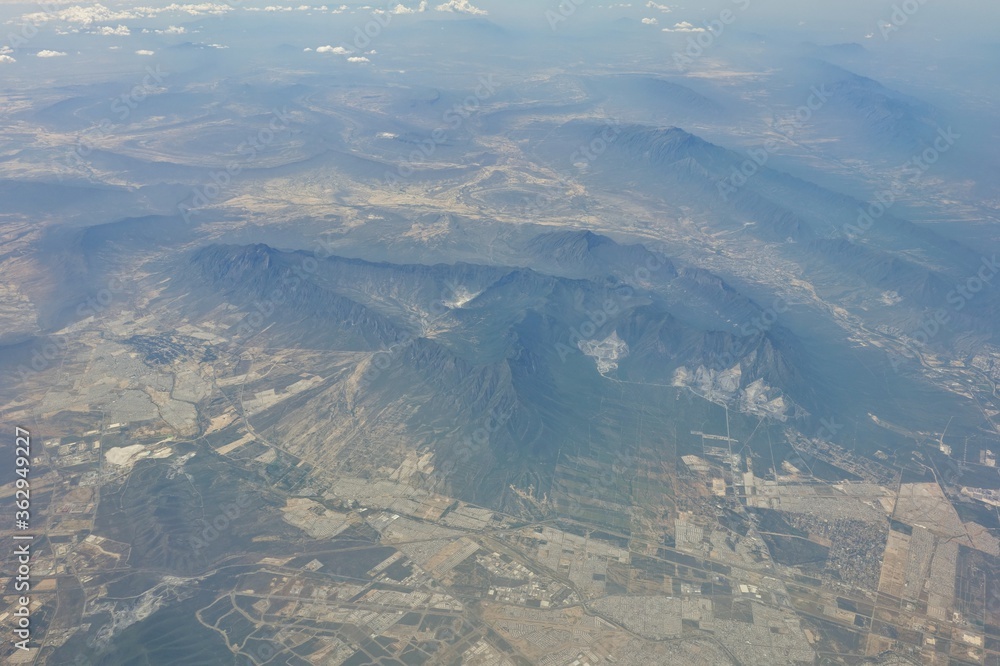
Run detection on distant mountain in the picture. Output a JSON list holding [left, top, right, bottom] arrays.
[[809, 238, 952, 305], [534, 122, 815, 242], [161, 241, 832, 507], [583, 75, 728, 123], [186, 244, 408, 350], [530, 120, 1000, 343], [523, 229, 677, 280], [800, 42, 869, 60], [801, 59, 945, 154]]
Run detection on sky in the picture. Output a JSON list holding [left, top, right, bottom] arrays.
[[0, 0, 997, 79]]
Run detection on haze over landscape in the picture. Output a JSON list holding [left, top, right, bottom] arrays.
[[2, 1, 1000, 664]]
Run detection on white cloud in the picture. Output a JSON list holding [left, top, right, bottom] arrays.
[[646, 1, 671, 11], [435, 0, 486, 15], [390, 2, 428, 12], [347, 56, 370, 63], [96, 24, 130, 35], [135, 49, 155, 55], [157, 25, 186, 34], [207, 43, 228, 49], [641, 17, 657, 25], [20, 3, 233, 27], [24, 5, 136, 26], [37, 50, 67, 57], [662, 21, 704, 32], [0, 46, 12, 55], [151, 3, 233, 16], [0, 55, 15, 64], [316, 45, 350, 54]]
